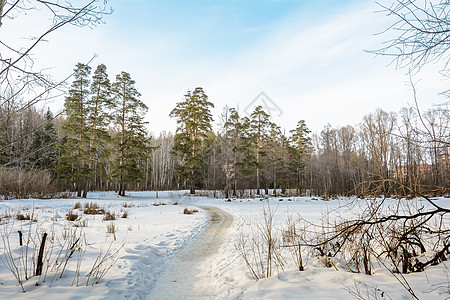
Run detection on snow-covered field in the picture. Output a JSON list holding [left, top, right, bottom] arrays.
[[0, 191, 448, 299]]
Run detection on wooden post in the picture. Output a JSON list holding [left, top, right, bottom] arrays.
[[18, 230, 23, 246], [36, 233, 47, 276]]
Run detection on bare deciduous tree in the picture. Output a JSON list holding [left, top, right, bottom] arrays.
[[374, 0, 450, 74]]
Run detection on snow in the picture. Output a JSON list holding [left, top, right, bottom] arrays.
[[0, 191, 449, 299]]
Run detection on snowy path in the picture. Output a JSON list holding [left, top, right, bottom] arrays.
[[147, 206, 233, 299]]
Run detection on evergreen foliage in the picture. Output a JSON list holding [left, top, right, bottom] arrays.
[[29, 109, 58, 172], [288, 120, 311, 193], [87, 64, 113, 190], [111, 71, 150, 196], [249, 106, 271, 194], [170, 87, 214, 194], [57, 63, 92, 197]]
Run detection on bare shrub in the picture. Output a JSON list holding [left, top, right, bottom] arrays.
[[85, 241, 123, 286], [0, 220, 120, 291], [295, 186, 449, 299], [0, 167, 58, 199], [344, 280, 392, 300], [282, 215, 305, 271], [235, 205, 285, 280]]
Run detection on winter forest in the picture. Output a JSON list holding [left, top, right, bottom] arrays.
[[2, 70, 449, 199], [0, 0, 450, 299]]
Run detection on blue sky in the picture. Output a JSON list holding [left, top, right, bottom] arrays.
[[6, 0, 448, 134]]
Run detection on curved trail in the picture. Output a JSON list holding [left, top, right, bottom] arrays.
[[147, 206, 233, 299]]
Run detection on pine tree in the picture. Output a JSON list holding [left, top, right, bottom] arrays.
[[29, 108, 58, 172], [265, 122, 284, 196], [249, 106, 271, 195], [223, 107, 249, 196], [57, 63, 91, 197], [111, 71, 150, 196], [170, 87, 214, 194], [88, 64, 112, 190], [289, 120, 311, 194]]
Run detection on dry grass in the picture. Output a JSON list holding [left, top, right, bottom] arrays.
[[73, 219, 88, 227], [106, 222, 117, 235], [122, 202, 133, 208], [66, 209, 79, 221], [16, 213, 31, 221], [103, 211, 116, 221], [183, 208, 198, 215], [73, 202, 82, 210], [15, 213, 36, 222], [83, 202, 105, 215]]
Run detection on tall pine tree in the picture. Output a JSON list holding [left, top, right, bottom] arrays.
[[88, 64, 112, 190], [223, 107, 249, 196], [57, 63, 91, 197], [111, 71, 150, 196], [170, 87, 214, 194], [249, 106, 271, 195], [289, 120, 311, 194]]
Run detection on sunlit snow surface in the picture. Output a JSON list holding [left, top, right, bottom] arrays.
[[0, 191, 448, 299]]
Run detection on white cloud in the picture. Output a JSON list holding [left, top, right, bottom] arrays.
[[4, 1, 447, 135]]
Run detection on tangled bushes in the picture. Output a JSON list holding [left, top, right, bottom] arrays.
[[236, 196, 449, 298], [0, 167, 58, 199]]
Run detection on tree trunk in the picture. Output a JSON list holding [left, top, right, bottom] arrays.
[[82, 180, 88, 198], [122, 184, 126, 196], [77, 183, 82, 197]]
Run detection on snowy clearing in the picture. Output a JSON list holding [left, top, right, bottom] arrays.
[[0, 191, 448, 299]]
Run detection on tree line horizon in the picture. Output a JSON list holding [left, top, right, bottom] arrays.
[[0, 61, 447, 199]]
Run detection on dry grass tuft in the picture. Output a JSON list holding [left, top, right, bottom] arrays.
[[66, 209, 79, 221], [183, 208, 198, 215], [83, 202, 105, 215], [16, 213, 31, 221], [103, 211, 116, 221], [106, 222, 116, 233]]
